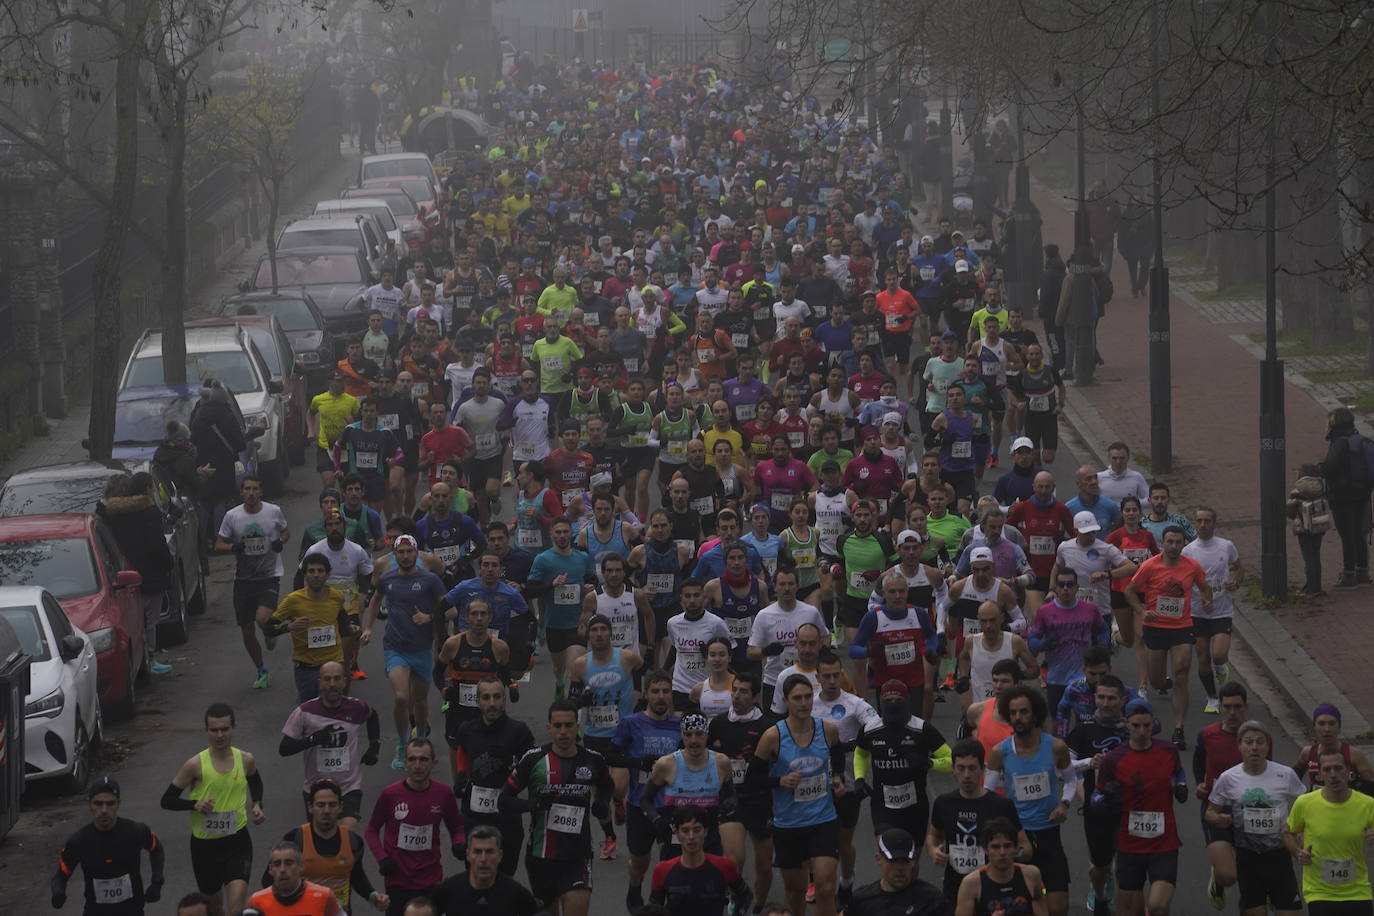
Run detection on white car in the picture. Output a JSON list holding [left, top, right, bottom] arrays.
[[314, 198, 404, 253], [0, 585, 101, 791]]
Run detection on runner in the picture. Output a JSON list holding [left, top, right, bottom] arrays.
[[1065, 674, 1129, 915], [214, 475, 290, 688], [1005, 471, 1074, 625], [52, 776, 165, 916], [704, 544, 770, 677], [956, 601, 1038, 711], [854, 678, 950, 849], [649, 807, 753, 916], [706, 670, 776, 911], [849, 571, 943, 711], [1193, 681, 1252, 910], [430, 825, 542, 916], [666, 579, 732, 707], [846, 825, 949, 916], [161, 703, 267, 916], [630, 509, 695, 663], [247, 841, 343, 916], [814, 654, 882, 909], [1284, 745, 1374, 915], [1026, 570, 1110, 713], [280, 778, 388, 913], [527, 517, 598, 698], [1182, 506, 1243, 713], [927, 741, 1026, 903], [749, 566, 829, 704], [1052, 645, 1141, 736], [642, 714, 734, 859], [333, 398, 406, 512], [833, 500, 896, 695], [268, 553, 358, 703], [689, 636, 737, 719], [311, 371, 360, 489], [452, 368, 508, 524], [279, 661, 381, 829], [1294, 703, 1374, 791], [581, 554, 654, 661], [952, 816, 1048, 916], [301, 509, 376, 680], [435, 599, 510, 751], [452, 676, 536, 875]]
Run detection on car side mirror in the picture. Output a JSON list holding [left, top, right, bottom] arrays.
[[267, 379, 284, 394], [115, 569, 142, 589], [59, 634, 84, 661]]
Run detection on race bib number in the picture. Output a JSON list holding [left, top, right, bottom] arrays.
[[412, 382, 430, 397], [628, 433, 650, 447], [884, 641, 916, 667], [674, 539, 696, 556], [521, 344, 535, 359], [735, 402, 756, 422], [457, 682, 478, 707], [93, 875, 133, 904], [731, 758, 748, 785], [791, 547, 816, 568], [691, 496, 715, 516], [583, 312, 600, 327], [380, 413, 400, 430], [356, 450, 379, 469], [919, 267, 936, 281], [883, 781, 917, 809], [560, 488, 585, 509], [849, 571, 871, 591], [771, 491, 794, 511], [963, 617, 984, 637], [554, 584, 581, 605], [611, 621, 634, 647], [470, 785, 501, 814], [732, 333, 750, 349], [1154, 595, 1184, 618], [625, 358, 640, 374], [788, 431, 804, 448], [201, 809, 238, 836], [433, 545, 464, 568], [1124, 548, 1151, 564], [1322, 858, 1356, 885], [726, 616, 751, 640], [951, 440, 972, 459], [513, 441, 541, 461], [932, 378, 949, 393], [517, 527, 542, 548], [542, 356, 564, 373], [397, 822, 432, 850], [548, 803, 586, 834], [1128, 810, 1164, 838], [1029, 535, 1055, 555], [643, 326, 658, 341], [763, 556, 778, 577], [697, 347, 715, 364], [885, 313, 903, 330], [589, 705, 621, 729], [819, 520, 842, 542], [949, 844, 985, 874], [779, 646, 798, 668], [667, 440, 687, 457], [1242, 805, 1280, 835], [242, 536, 269, 557], [1012, 771, 1050, 801], [475, 431, 498, 452], [319, 746, 351, 773], [1028, 394, 1050, 412], [647, 573, 675, 593], [308, 626, 338, 649], [681, 653, 706, 675], [794, 773, 827, 802]]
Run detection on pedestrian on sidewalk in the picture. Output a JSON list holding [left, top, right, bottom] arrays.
[[1056, 244, 1107, 384], [1038, 244, 1067, 370], [1084, 180, 1121, 271], [1318, 407, 1372, 588], [1117, 202, 1152, 298], [1288, 463, 1333, 595]]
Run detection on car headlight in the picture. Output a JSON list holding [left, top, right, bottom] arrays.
[[26, 688, 64, 718], [88, 627, 116, 654], [300, 351, 321, 366]]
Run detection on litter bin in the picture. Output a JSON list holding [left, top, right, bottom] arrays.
[[0, 616, 30, 839]]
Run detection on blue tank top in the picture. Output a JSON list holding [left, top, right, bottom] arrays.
[[764, 263, 784, 287], [715, 576, 762, 663], [770, 716, 836, 828], [641, 539, 684, 610], [939, 409, 976, 472], [657, 749, 722, 808], [516, 487, 551, 552], [583, 648, 634, 739], [998, 731, 1061, 830], [586, 520, 629, 582]]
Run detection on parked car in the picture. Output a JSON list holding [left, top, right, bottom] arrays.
[[120, 325, 289, 496], [314, 198, 404, 252], [0, 516, 145, 719], [276, 214, 393, 279], [111, 384, 260, 486], [187, 315, 309, 468], [359, 152, 439, 190], [240, 246, 371, 340], [0, 460, 205, 645], [340, 186, 428, 252], [1, 585, 101, 791], [218, 288, 335, 380], [361, 176, 437, 221]]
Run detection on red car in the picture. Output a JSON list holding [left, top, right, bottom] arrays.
[[0, 514, 146, 718]]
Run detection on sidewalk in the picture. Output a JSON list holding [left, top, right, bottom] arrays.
[[1029, 178, 1374, 734], [0, 142, 364, 480]]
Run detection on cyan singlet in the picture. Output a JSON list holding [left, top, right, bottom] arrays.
[[770, 716, 837, 828], [998, 731, 1060, 831], [583, 648, 634, 738]]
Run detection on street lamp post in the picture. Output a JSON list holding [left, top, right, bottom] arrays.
[[940, 84, 954, 222], [1148, 1, 1172, 473], [1259, 110, 1288, 599]]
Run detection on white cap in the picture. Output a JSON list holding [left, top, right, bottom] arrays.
[[1011, 436, 1035, 452], [920, 235, 933, 245], [897, 529, 924, 545], [791, 243, 806, 253], [969, 546, 994, 565], [882, 411, 903, 426], [1073, 510, 1102, 533], [954, 259, 970, 273]]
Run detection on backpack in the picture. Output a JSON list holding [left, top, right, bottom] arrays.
[[1346, 434, 1374, 485]]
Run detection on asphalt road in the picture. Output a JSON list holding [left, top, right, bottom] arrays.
[[6, 422, 1326, 916]]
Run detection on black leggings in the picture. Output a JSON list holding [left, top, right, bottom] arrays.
[[1331, 497, 1370, 573]]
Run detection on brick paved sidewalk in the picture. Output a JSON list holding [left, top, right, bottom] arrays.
[[1029, 181, 1374, 725]]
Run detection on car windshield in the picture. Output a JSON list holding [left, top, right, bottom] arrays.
[[319, 204, 396, 232], [392, 178, 433, 202], [362, 158, 431, 181], [114, 395, 196, 445], [371, 193, 416, 216], [0, 475, 122, 518], [254, 254, 364, 287], [279, 228, 361, 251], [224, 297, 317, 332], [0, 539, 99, 600], [127, 351, 260, 393], [0, 605, 49, 662]]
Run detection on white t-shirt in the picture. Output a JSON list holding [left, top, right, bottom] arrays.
[[772, 299, 812, 336], [1208, 760, 1306, 851], [219, 503, 290, 579], [770, 663, 822, 716], [748, 601, 829, 686], [1053, 538, 1126, 616], [1183, 536, 1240, 619], [666, 611, 731, 694], [1097, 467, 1151, 503]]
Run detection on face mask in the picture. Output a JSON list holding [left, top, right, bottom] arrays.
[[881, 395, 896, 405], [880, 700, 908, 724]]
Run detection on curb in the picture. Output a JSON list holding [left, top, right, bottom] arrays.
[[1055, 370, 1370, 745]]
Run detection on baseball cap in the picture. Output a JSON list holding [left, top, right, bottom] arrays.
[[940, 329, 959, 340], [754, 179, 768, 190], [559, 419, 582, 434], [877, 826, 917, 861], [969, 546, 994, 565], [1011, 436, 1035, 452], [330, 369, 345, 380], [882, 411, 903, 426], [860, 426, 879, 440], [920, 235, 933, 245], [954, 259, 970, 273], [521, 256, 536, 267], [879, 679, 909, 699], [896, 529, 924, 546], [88, 775, 120, 798], [1073, 510, 1102, 533], [1124, 698, 1154, 718]]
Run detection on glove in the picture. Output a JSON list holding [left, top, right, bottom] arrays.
[[509, 684, 520, 703], [534, 792, 556, 810], [308, 724, 346, 747], [361, 742, 380, 766], [905, 752, 932, 776], [577, 687, 596, 708], [763, 642, 785, 657], [1088, 790, 1109, 814], [653, 815, 673, 844], [830, 564, 844, 579], [271, 540, 284, 553], [641, 755, 659, 773], [378, 857, 397, 877], [1173, 782, 1189, 804], [452, 841, 467, 860], [51, 893, 66, 909], [145, 882, 163, 904], [232, 541, 246, 555], [852, 778, 871, 801]]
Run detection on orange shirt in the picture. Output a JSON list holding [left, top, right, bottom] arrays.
[[876, 288, 919, 333], [692, 330, 734, 381], [1131, 554, 1207, 629]]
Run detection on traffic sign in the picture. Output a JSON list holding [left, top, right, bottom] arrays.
[[573, 8, 588, 31]]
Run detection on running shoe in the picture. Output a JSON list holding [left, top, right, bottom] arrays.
[[252, 668, 270, 689], [836, 881, 852, 910], [1171, 727, 1187, 750], [805, 884, 816, 904], [352, 668, 368, 680], [987, 453, 999, 468], [264, 633, 278, 651], [626, 888, 644, 915], [392, 741, 406, 770], [600, 836, 618, 860], [1204, 697, 1219, 714], [502, 470, 514, 487], [490, 497, 503, 517], [1207, 868, 1226, 910], [149, 659, 173, 675]]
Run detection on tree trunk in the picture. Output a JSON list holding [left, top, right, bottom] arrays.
[[265, 174, 281, 293], [86, 11, 142, 460], [159, 68, 189, 384]]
